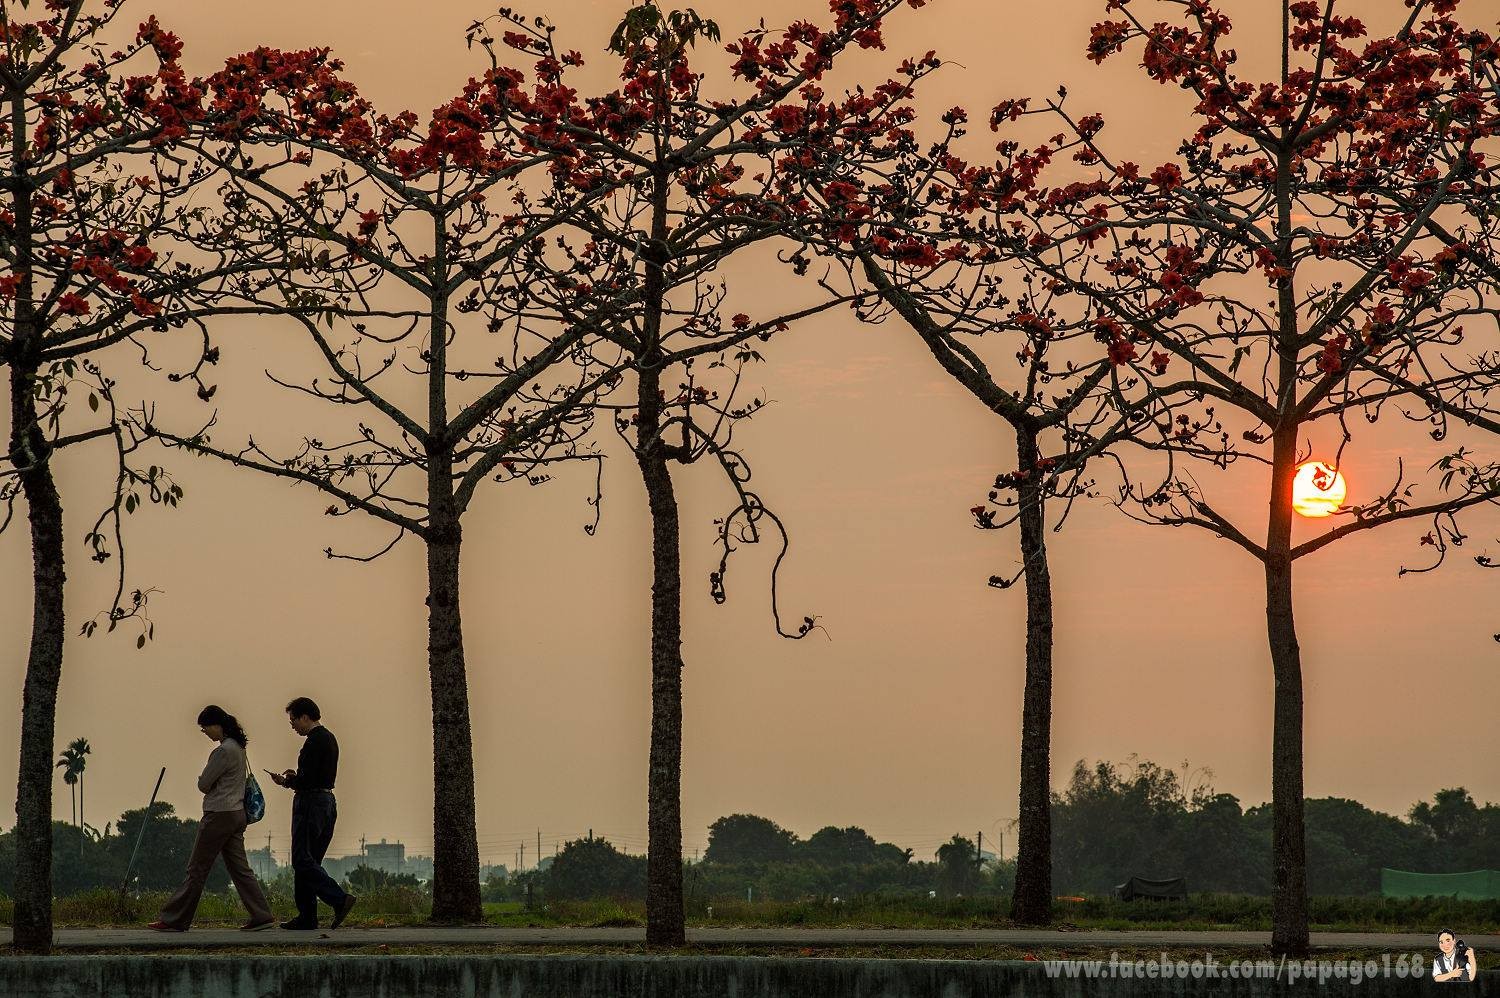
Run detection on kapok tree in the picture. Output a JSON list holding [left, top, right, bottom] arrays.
[[986, 0, 1500, 954], [147, 39, 626, 922], [479, 0, 939, 944], [852, 235, 1211, 921], [787, 55, 1216, 922], [0, 1, 248, 953]]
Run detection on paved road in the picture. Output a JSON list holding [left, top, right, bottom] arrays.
[[0, 927, 1455, 950]]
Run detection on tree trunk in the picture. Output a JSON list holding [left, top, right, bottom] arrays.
[[1009, 424, 1054, 926], [1266, 425, 1309, 955], [634, 158, 686, 947], [636, 360, 687, 947], [425, 487, 482, 922], [9, 360, 66, 954], [422, 228, 481, 922]]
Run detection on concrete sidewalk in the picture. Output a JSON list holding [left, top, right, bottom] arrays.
[[0, 926, 1455, 950]]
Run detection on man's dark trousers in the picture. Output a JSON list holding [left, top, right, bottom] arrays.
[[291, 790, 347, 923]]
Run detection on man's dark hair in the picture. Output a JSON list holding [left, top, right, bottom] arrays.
[[285, 697, 321, 721]]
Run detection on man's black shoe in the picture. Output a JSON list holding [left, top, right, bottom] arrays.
[[280, 919, 318, 931], [330, 895, 359, 930]]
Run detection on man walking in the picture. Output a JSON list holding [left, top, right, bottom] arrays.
[[270, 697, 357, 930]]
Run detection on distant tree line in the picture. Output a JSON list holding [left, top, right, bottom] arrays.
[[483, 758, 1500, 904], [0, 804, 425, 901], [5, 756, 1497, 907], [1052, 759, 1500, 896], [486, 825, 1000, 904], [0, 803, 230, 898]]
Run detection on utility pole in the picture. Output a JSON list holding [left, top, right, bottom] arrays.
[[990, 819, 1011, 863], [520, 840, 526, 873], [976, 831, 983, 869], [537, 828, 541, 870]]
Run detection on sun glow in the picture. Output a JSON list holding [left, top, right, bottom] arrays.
[[1292, 461, 1347, 518]]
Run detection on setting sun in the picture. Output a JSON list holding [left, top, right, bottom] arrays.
[[1292, 461, 1347, 518]]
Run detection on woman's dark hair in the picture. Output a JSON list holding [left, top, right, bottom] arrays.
[[285, 697, 321, 722], [197, 705, 249, 747]]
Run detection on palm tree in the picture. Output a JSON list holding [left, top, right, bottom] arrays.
[[54, 739, 91, 852], [68, 739, 92, 840], [54, 749, 79, 828]]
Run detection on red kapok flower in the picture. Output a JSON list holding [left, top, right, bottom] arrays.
[[1108, 338, 1137, 365], [57, 293, 91, 316], [123, 245, 157, 268]]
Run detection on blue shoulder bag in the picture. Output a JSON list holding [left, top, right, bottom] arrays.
[[244, 763, 266, 825]]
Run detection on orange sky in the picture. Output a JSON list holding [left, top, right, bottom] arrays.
[[2, 0, 1498, 868]]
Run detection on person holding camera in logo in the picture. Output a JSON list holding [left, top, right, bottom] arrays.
[[1433, 929, 1477, 983]]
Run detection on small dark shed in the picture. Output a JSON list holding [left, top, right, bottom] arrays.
[[1114, 876, 1187, 900]]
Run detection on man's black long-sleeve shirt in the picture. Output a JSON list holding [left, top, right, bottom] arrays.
[[290, 725, 338, 792]]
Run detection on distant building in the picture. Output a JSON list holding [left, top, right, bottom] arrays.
[[314, 838, 440, 883], [363, 838, 405, 874]]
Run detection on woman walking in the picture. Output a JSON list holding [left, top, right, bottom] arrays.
[[148, 706, 275, 931]]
